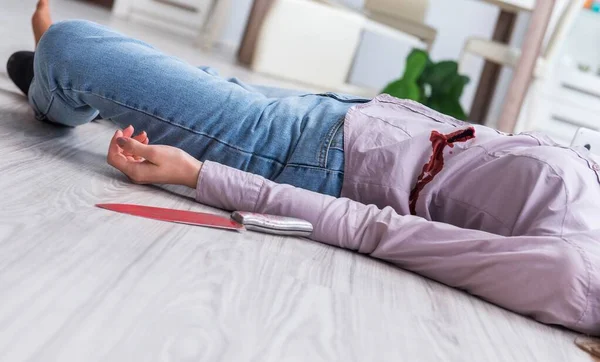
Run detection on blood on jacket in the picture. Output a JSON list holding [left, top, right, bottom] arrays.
[[409, 127, 476, 215]]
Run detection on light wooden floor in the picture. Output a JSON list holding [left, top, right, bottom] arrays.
[[0, 1, 593, 361]]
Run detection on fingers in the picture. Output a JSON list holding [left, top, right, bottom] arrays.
[[107, 129, 127, 168], [121, 126, 149, 144], [107, 128, 160, 185], [122, 125, 135, 138], [119, 127, 148, 159], [129, 131, 148, 160], [108, 129, 123, 161], [116, 137, 156, 162], [133, 131, 148, 144]]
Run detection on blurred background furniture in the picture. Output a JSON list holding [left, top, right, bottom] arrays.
[[363, 0, 436, 50], [459, 0, 558, 133], [460, 0, 585, 134], [239, 0, 427, 96], [113, 0, 230, 48], [249, 0, 365, 92], [242, 0, 559, 132], [238, 0, 275, 65], [238, 0, 435, 67], [467, 0, 535, 125], [521, 4, 600, 145], [321, 0, 437, 50], [248, 0, 426, 94]]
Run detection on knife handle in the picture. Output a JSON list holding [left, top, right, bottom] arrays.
[[231, 211, 313, 237]]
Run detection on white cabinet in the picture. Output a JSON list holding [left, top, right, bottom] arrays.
[[535, 9, 600, 145]]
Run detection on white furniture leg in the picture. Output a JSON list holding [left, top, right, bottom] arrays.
[[112, 0, 216, 41], [113, 0, 133, 18], [197, 0, 232, 49], [496, 0, 556, 133]]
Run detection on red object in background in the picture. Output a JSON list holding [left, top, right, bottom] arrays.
[[584, 0, 593, 9], [96, 203, 245, 231]]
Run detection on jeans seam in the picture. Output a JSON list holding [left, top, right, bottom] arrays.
[[36, 86, 58, 118], [64, 87, 287, 167], [322, 119, 344, 167], [318, 122, 333, 167]]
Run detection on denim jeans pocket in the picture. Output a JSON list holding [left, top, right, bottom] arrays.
[[275, 117, 345, 196], [329, 120, 344, 151], [325, 120, 345, 172]]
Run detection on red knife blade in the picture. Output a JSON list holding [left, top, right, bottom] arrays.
[[96, 203, 244, 231]]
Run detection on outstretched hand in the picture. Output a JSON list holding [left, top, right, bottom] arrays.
[[107, 125, 202, 189]]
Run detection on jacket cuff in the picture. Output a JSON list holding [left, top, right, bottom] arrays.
[[195, 161, 264, 212]]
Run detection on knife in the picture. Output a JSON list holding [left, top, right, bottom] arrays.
[[96, 203, 313, 237]]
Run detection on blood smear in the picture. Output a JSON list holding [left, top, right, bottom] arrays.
[[409, 127, 476, 215]]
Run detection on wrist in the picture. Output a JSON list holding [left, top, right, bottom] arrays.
[[184, 159, 203, 189]]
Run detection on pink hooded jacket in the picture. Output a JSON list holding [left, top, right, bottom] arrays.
[[196, 95, 600, 335]]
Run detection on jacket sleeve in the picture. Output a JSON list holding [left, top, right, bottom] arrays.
[[195, 161, 594, 335]]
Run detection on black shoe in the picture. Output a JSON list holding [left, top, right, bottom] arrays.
[[7, 51, 35, 96]]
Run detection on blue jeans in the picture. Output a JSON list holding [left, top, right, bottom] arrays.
[[28, 20, 370, 196]]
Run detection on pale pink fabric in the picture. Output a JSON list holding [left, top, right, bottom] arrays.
[[196, 95, 600, 335]]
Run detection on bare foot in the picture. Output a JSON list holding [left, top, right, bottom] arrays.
[[32, 0, 52, 46]]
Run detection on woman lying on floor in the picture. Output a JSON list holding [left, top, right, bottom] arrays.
[[8, 0, 599, 335]]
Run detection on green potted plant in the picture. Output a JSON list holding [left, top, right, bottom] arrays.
[[382, 49, 470, 120]]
